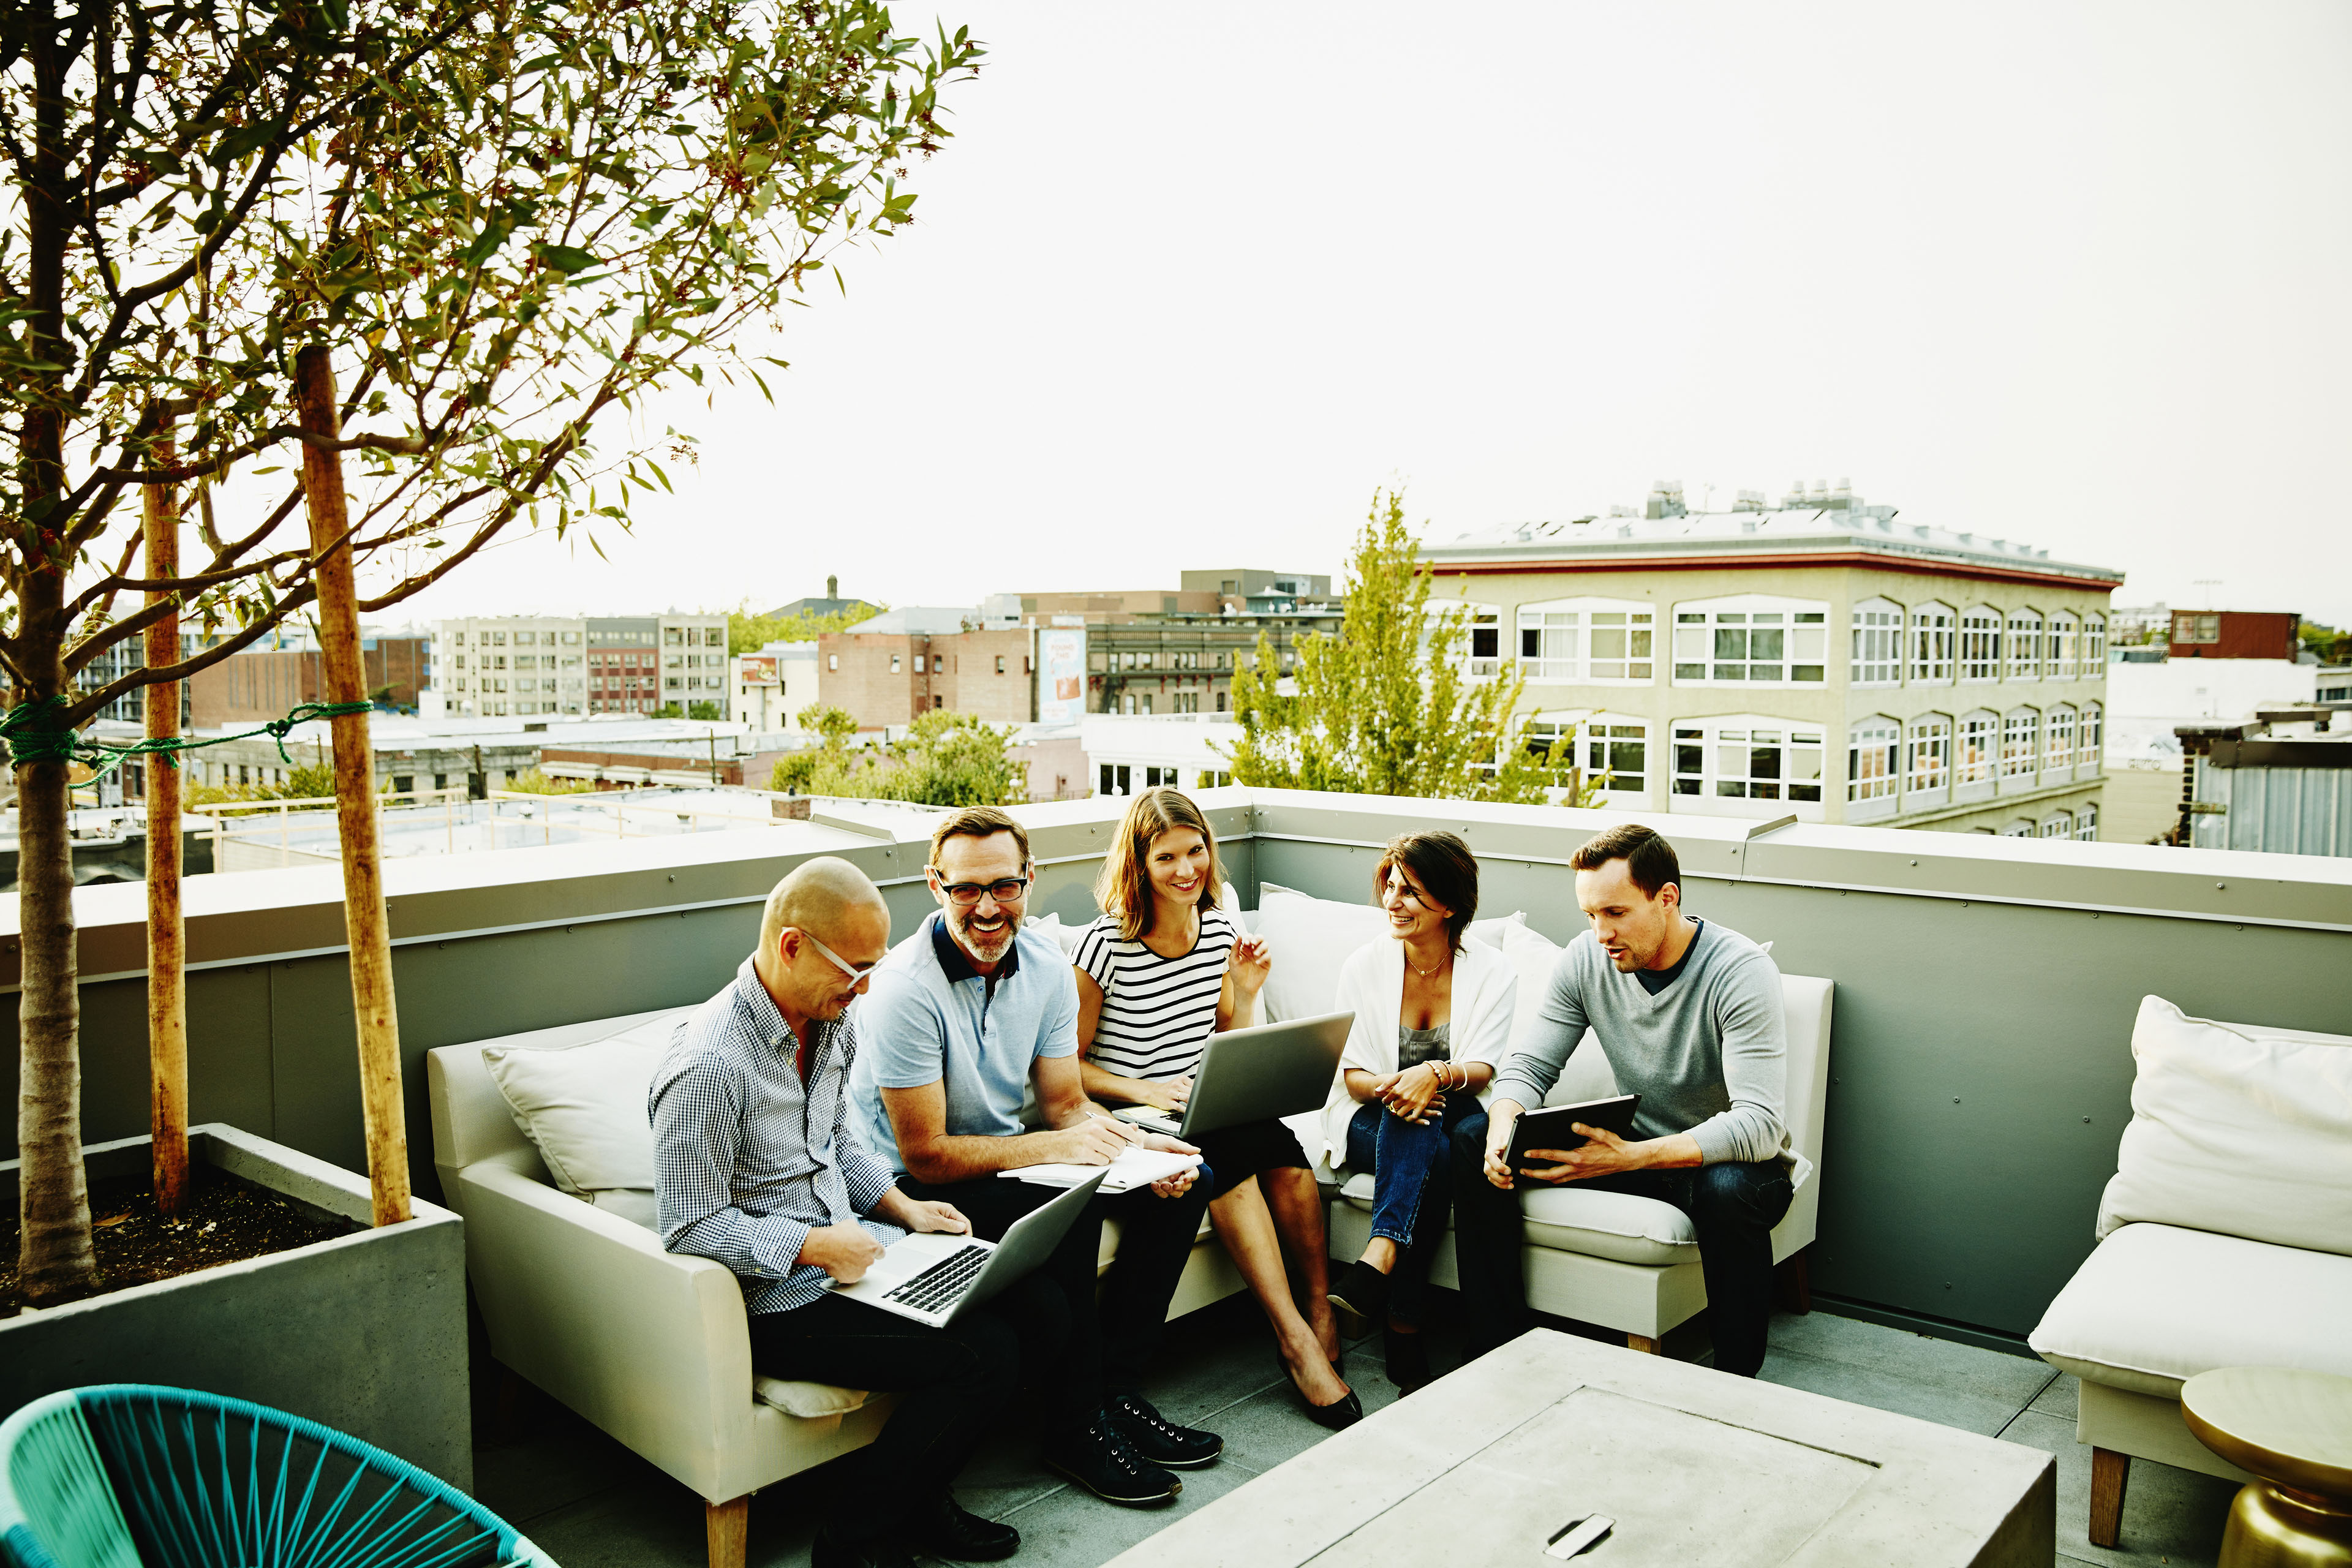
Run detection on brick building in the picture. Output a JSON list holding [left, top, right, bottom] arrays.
[[816, 608, 1032, 730], [187, 635, 430, 727], [2167, 609, 2299, 662]]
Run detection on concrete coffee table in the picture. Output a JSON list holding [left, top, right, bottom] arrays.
[[2180, 1366, 2352, 1567], [1107, 1329, 2054, 1567]]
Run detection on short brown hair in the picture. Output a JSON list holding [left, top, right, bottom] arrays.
[[1373, 831, 1479, 953], [1095, 788, 1225, 940], [929, 805, 1030, 869], [1570, 823, 1681, 899]]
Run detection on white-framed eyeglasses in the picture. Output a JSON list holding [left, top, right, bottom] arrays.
[[805, 930, 883, 985]]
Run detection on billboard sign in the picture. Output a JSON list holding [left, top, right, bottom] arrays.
[[1038, 624, 1087, 725], [739, 654, 778, 687]]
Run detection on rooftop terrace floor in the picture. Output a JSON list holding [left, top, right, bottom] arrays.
[[472, 1297, 2237, 1568]]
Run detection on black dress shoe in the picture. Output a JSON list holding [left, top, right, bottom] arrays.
[[1107, 1393, 1223, 1469], [1327, 1259, 1391, 1334], [907, 1493, 1019, 1562], [1044, 1412, 1182, 1506], [1384, 1324, 1432, 1394], [811, 1526, 921, 1568]]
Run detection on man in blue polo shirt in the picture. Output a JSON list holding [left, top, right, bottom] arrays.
[[851, 806, 1220, 1509]]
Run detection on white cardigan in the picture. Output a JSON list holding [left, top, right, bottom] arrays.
[[1316, 935, 1518, 1171]]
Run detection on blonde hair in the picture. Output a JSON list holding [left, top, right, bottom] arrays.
[[1093, 788, 1225, 941]]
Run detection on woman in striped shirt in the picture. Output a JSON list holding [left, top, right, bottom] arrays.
[[1073, 788, 1360, 1427]]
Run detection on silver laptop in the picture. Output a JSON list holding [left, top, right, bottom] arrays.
[[833, 1169, 1107, 1328], [1113, 1011, 1352, 1141]]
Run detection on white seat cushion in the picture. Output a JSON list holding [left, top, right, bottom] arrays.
[[752, 1376, 870, 1419], [1253, 883, 1389, 1022], [2029, 1221, 2352, 1399], [2098, 997, 2352, 1256], [1337, 1170, 1697, 1266]]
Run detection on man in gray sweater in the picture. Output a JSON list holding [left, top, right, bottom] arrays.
[[1450, 824, 1799, 1377]]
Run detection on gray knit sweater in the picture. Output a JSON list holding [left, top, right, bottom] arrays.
[[1491, 919, 1793, 1169]]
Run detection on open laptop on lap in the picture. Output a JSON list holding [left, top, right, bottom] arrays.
[[1112, 1011, 1352, 1140], [833, 1169, 1108, 1329]]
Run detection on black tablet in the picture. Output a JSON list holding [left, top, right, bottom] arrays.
[[1505, 1095, 1643, 1172]]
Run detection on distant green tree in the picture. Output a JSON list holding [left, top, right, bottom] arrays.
[[1224, 491, 1558, 803], [728, 599, 884, 655], [686, 700, 723, 721], [797, 703, 862, 746], [505, 768, 597, 796], [652, 702, 683, 719], [881, 711, 1027, 806]]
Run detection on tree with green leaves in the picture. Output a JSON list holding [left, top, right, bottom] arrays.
[[1224, 491, 1558, 804], [1, 0, 979, 1302], [727, 597, 881, 655], [769, 704, 1021, 805]]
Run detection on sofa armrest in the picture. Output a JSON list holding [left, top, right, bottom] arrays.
[[459, 1161, 756, 1501]]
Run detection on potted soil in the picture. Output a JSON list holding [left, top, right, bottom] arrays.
[[0, 1125, 469, 1487]]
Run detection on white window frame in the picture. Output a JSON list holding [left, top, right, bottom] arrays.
[[1667, 714, 1828, 821], [1908, 601, 1955, 685], [2046, 704, 2078, 778], [2084, 616, 2108, 669], [1959, 607, 2002, 683], [2007, 609, 2043, 681], [1904, 713, 1953, 803], [1455, 601, 1505, 679], [2074, 804, 2099, 842], [1850, 598, 1904, 688], [2000, 821, 2033, 838], [1516, 597, 1656, 685], [2000, 707, 2041, 784], [2048, 612, 2079, 681], [1956, 709, 1999, 792], [2039, 813, 2072, 839], [1847, 715, 1901, 818], [2080, 702, 2103, 772], [1670, 595, 1830, 687], [1524, 710, 1651, 802]]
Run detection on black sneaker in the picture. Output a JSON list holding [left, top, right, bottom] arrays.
[[907, 1492, 1019, 1562], [1044, 1412, 1182, 1506], [1327, 1258, 1391, 1335], [1107, 1393, 1223, 1469]]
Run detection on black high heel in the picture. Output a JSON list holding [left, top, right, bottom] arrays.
[[1276, 1348, 1363, 1430]]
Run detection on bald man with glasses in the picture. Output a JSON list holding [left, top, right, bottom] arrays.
[[649, 858, 1022, 1568], [850, 807, 1223, 1510]]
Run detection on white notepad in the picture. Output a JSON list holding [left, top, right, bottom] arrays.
[[1001, 1145, 1202, 1193]]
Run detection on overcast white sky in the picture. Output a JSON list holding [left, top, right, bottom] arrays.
[[392, 2, 2352, 628]]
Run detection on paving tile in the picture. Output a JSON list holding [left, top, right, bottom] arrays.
[[472, 1404, 668, 1529], [1130, 1296, 1293, 1425], [985, 1458, 1257, 1568], [949, 1417, 1066, 1523], [1766, 1310, 2057, 1415], [1757, 1344, 2046, 1438], [2034, 1371, 2082, 1420], [1996, 1409, 2234, 1568]]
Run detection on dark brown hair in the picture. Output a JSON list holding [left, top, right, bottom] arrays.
[[1095, 788, 1226, 941], [1570, 823, 1681, 899], [1373, 831, 1479, 952], [929, 805, 1030, 869]]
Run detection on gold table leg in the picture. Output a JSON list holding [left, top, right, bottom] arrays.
[[2219, 1482, 2352, 1568]]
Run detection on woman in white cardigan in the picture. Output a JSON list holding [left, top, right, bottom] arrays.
[[1320, 832, 1515, 1392]]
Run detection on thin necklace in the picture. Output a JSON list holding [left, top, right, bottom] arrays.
[[1406, 946, 1449, 978]]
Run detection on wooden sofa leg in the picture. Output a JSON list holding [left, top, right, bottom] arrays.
[[1776, 1249, 1812, 1315], [1627, 1333, 1660, 1355], [706, 1495, 750, 1568], [2088, 1447, 2129, 1548]]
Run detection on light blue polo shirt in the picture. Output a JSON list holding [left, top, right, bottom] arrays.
[[849, 913, 1079, 1175]]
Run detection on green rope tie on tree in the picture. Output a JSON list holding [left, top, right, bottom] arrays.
[[0, 695, 374, 780]]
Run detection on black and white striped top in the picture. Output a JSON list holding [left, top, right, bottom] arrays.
[[1072, 906, 1239, 1082]]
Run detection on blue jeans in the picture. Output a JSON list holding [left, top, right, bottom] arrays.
[[1346, 1095, 1478, 1327]]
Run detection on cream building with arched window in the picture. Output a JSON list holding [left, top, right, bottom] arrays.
[[1420, 483, 2122, 837]]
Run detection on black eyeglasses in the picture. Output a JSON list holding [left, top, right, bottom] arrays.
[[932, 873, 1031, 907]]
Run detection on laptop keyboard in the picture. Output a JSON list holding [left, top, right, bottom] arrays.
[[881, 1243, 990, 1313]]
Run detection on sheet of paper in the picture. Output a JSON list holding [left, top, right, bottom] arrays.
[[1001, 1145, 1202, 1193]]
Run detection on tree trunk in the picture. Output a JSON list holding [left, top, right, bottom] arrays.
[[15, 0, 98, 1305], [295, 345, 411, 1228], [146, 440, 189, 1216]]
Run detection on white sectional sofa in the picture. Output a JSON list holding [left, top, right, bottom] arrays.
[[2027, 997, 2352, 1549], [1248, 884, 1835, 1355], [426, 1005, 1246, 1568]]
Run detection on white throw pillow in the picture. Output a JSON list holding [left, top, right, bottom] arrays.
[[1253, 883, 1389, 1022], [2095, 996, 2352, 1256], [1466, 911, 1526, 948], [1024, 912, 1085, 958], [482, 1016, 677, 1196], [752, 1375, 870, 1419]]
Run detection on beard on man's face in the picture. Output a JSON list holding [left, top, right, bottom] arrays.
[[949, 901, 1016, 961]]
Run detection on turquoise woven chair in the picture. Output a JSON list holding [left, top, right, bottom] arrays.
[[0, 1384, 556, 1568]]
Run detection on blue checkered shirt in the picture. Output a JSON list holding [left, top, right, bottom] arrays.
[[649, 958, 904, 1316]]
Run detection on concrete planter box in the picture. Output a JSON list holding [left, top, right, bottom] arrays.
[[0, 1123, 469, 1487]]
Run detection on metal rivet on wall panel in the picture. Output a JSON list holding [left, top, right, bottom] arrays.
[[2082, 1117, 2091, 1124], [2216, 882, 2226, 891], [1953, 1097, 1961, 1104], [668, 875, 675, 883], [1909, 859, 1918, 867]]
